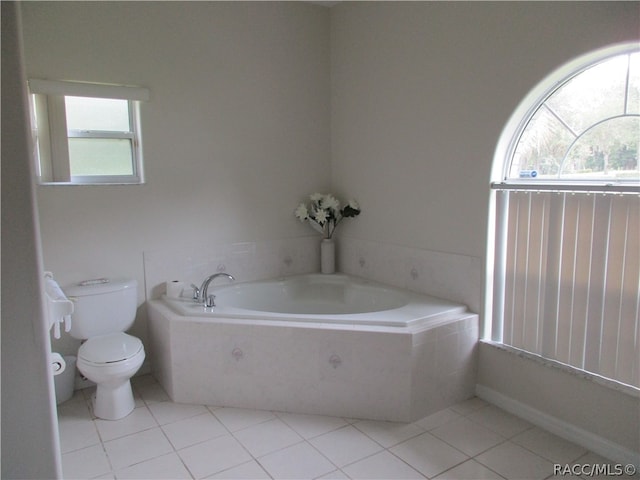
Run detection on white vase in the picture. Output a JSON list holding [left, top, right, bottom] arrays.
[[320, 238, 335, 274]]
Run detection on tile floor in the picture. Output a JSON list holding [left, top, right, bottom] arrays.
[[58, 375, 615, 480]]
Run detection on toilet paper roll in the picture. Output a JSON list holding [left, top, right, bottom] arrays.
[[51, 352, 66, 376], [166, 280, 185, 298]]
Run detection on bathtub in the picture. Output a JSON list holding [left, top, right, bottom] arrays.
[[164, 274, 468, 327], [148, 274, 479, 422]]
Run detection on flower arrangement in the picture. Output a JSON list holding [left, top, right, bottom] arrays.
[[295, 193, 361, 239]]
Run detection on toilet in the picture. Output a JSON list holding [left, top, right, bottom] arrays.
[[64, 278, 145, 420]]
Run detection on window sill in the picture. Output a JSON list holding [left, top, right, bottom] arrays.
[[38, 181, 145, 186], [491, 181, 640, 194], [480, 339, 640, 398]]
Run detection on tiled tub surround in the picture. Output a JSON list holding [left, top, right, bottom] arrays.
[[337, 236, 482, 314], [148, 296, 478, 422], [143, 236, 321, 300]]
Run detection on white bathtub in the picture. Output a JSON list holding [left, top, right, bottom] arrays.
[[148, 274, 479, 421], [164, 274, 468, 327]]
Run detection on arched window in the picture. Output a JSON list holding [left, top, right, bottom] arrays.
[[510, 51, 638, 181], [487, 43, 640, 390]]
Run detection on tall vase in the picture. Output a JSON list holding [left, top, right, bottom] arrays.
[[320, 238, 335, 274]]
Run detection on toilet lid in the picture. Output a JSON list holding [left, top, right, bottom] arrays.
[[78, 333, 143, 364]]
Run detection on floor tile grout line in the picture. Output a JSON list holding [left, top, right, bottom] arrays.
[[509, 429, 590, 466], [216, 411, 297, 479], [358, 427, 428, 449], [95, 425, 119, 477], [62, 398, 498, 480], [73, 382, 373, 477], [339, 445, 427, 478], [85, 390, 124, 477], [468, 436, 513, 474], [273, 410, 354, 441], [97, 407, 161, 445], [252, 454, 278, 480], [219, 458, 274, 480], [391, 429, 476, 479], [116, 401, 228, 479], [155, 415, 194, 478], [462, 405, 535, 439], [111, 451, 196, 480], [60, 380, 611, 480], [145, 399, 213, 428], [293, 436, 350, 475], [177, 406, 258, 479], [303, 421, 388, 471], [503, 435, 584, 468], [427, 421, 511, 460], [435, 455, 509, 480], [226, 416, 376, 478], [212, 407, 277, 434], [102, 425, 173, 476], [86, 391, 201, 479], [470, 437, 555, 480]]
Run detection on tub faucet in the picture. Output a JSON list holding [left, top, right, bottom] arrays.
[[198, 273, 235, 307]]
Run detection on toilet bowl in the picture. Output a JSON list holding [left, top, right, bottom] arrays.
[[77, 332, 145, 420]]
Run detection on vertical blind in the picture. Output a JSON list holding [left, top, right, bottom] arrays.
[[492, 189, 639, 388]]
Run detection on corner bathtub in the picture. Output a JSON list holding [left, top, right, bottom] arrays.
[[148, 274, 479, 422], [165, 274, 468, 327]]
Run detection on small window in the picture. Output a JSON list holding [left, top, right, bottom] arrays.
[[28, 79, 149, 185]]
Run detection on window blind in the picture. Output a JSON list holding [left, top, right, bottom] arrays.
[[492, 189, 639, 388]]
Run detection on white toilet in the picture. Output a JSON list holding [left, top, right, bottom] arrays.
[[65, 278, 145, 420]]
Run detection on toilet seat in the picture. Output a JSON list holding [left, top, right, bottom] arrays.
[[79, 332, 143, 365]]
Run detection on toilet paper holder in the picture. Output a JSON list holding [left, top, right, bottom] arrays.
[[50, 352, 66, 376]]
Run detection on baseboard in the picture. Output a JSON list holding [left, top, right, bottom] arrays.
[[476, 384, 640, 468]]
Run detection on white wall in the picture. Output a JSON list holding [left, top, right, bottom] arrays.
[[330, 1, 640, 258], [1, 2, 61, 477], [21, 1, 331, 354]]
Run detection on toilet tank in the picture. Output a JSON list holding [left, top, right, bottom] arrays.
[[64, 278, 138, 339]]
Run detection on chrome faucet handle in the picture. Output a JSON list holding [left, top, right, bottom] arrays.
[[189, 284, 200, 300], [206, 294, 216, 308], [198, 273, 234, 305]]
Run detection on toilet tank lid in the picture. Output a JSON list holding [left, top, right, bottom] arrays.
[[64, 278, 137, 297]]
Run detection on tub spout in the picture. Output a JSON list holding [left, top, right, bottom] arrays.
[[198, 273, 234, 306]]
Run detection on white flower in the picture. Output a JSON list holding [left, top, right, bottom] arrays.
[[294, 203, 309, 221], [313, 208, 328, 224], [294, 193, 361, 239], [323, 194, 340, 212]]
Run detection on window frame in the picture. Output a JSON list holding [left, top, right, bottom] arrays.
[[492, 42, 640, 194], [28, 79, 149, 185]]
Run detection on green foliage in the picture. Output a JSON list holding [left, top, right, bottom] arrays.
[[511, 52, 639, 180]]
